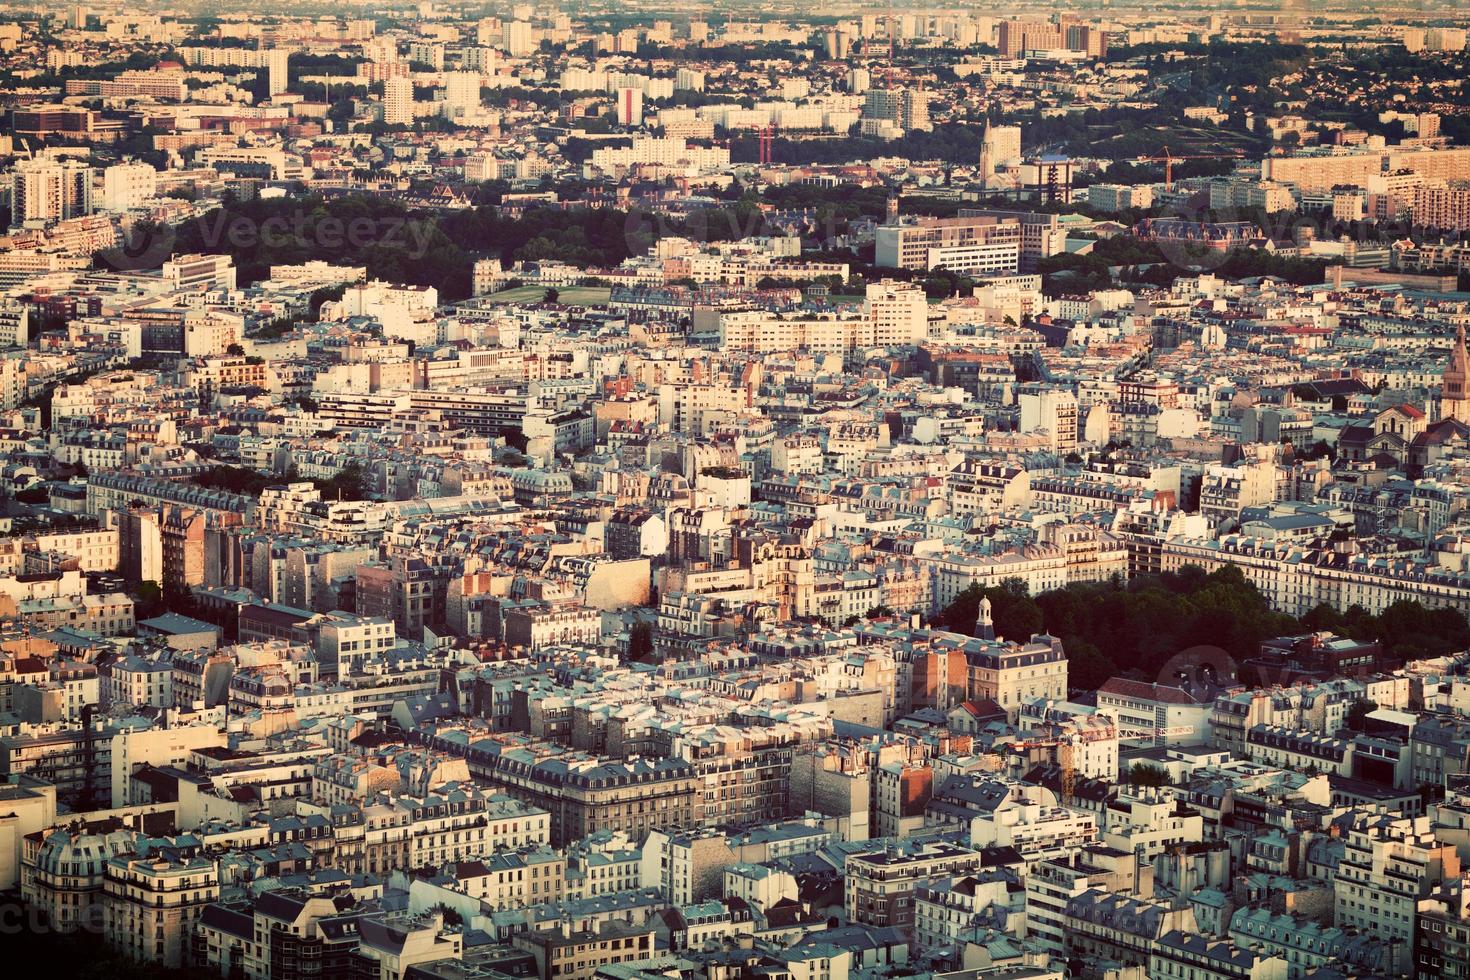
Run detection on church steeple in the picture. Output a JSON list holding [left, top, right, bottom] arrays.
[[978, 118, 995, 188], [1443, 324, 1470, 423], [975, 595, 995, 641]]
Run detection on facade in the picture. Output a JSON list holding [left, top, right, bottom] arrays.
[[845, 840, 984, 931], [875, 216, 1023, 275], [1335, 814, 1460, 975], [102, 852, 221, 968]]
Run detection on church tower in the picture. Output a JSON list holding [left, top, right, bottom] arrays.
[[1443, 323, 1470, 423], [975, 595, 995, 641], [978, 119, 995, 188]]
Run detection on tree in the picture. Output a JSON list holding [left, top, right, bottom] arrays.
[[135, 581, 164, 619], [544, 287, 560, 304], [314, 461, 369, 501], [1128, 763, 1171, 787], [1344, 699, 1378, 732], [935, 578, 1043, 642], [627, 621, 654, 662]]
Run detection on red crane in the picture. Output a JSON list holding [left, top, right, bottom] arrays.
[[1132, 145, 1246, 187]]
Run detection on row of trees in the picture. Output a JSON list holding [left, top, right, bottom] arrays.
[[188, 462, 370, 501], [160, 193, 802, 302], [936, 565, 1470, 691]]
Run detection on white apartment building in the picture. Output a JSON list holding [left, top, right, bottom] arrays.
[[384, 76, 415, 125], [1335, 814, 1460, 976], [1102, 788, 1206, 863], [588, 138, 728, 176], [11, 157, 93, 227], [1019, 389, 1079, 454], [100, 161, 157, 212], [863, 280, 929, 346]]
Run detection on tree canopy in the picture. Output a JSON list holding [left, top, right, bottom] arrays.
[[935, 565, 1470, 692]]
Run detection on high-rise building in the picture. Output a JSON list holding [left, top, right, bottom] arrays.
[[1426, 28, 1467, 52], [998, 19, 1064, 57], [616, 86, 643, 127], [863, 87, 930, 133], [1020, 388, 1080, 454], [1064, 23, 1109, 57], [100, 161, 156, 212], [863, 280, 930, 346], [180, 46, 288, 95], [383, 76, 414, 126], [441, 71, 480, 118], [1020, 155, 1075, 204], [503, 20, 534, 56], [10, 157, 93, 227], [1413, 182, 1470, 232], [408, 40, 444, 70], [899, 88, 930, 132], [463, 46, 496, 72], [988, 124, 1022, 165]]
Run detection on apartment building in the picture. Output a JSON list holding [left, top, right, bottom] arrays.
[[1335, 814, 1460, 975], [102, 852, 220, 968], [845, 839, 984, 931], [640, 827, 737, 905], [1413, 181, 1470, 231], [461, 743, 701, 847], [1417, 879, 1470, 979], [1148, 932, 1288, 980], [966, 635, 1068, 720], [1023, 845, 1148, 955], [514, 920, 656, 980], [1064, 890, 1197, 971], [875, 216, 1022, 276]]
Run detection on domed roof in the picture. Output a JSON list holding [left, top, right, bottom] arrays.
[[34, 828, 135, 878]]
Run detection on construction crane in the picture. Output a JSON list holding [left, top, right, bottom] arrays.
[[1131, 146, 1245, 188], [1116, 724, 1197, 741], [1013, 736, 1076, 805]]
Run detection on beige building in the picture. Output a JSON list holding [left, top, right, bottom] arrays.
[[102, 852, 220, 968], [1414, 182, 1470, 232], [1335, 813, 1460, 975], [514, 920, 656, 980], [845, 839, 984, 931], [967, 636, 1068, 720], [640, 827, 734, 905], [875, 215, 1022, 276]]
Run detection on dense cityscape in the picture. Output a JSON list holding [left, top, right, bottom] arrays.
[[8, 2, 1470, 979]]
